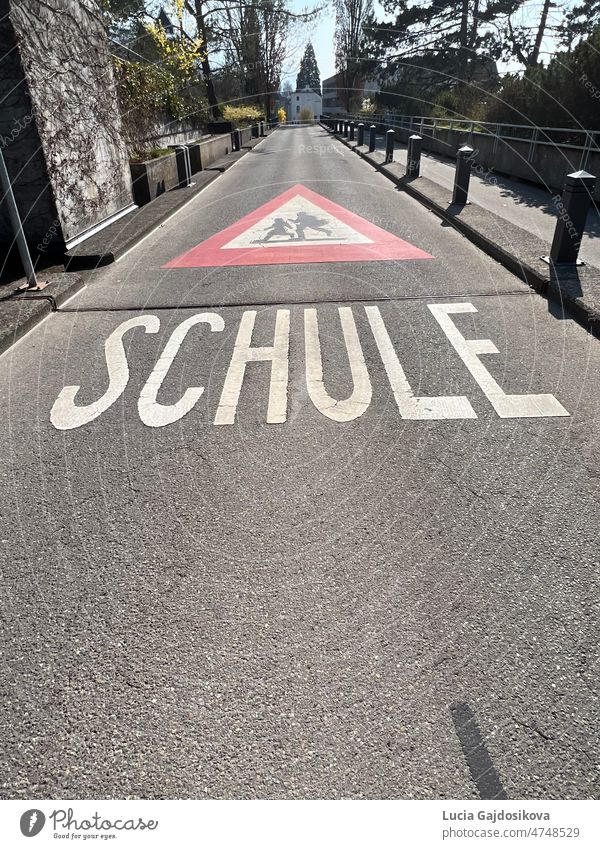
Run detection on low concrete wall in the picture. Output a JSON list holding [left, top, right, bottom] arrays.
[[200, 134, 230, 168], [130, 152, 179, 207], [187, 133, 231, 173]]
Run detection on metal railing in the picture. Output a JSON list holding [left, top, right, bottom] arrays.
[[328, 113, 600, 171]]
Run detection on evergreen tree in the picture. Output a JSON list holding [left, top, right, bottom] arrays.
[[363, 0, 516, 115], [364, 1, 517, 81], [296, 42, 321, 95], [486, 25, 600, 129], [560, 0, 600, 49]]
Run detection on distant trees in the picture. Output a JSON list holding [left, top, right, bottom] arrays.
[[357, 0, 600, 123], [296, 42, 321, 95], [105, 1, 320, 124], [195, 0, 320, 121]]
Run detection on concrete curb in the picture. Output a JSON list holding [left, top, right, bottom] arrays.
[[0, 271, 85, 357], [322, 123, 600, 336]]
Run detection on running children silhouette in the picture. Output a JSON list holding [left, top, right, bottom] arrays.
[[289, 211, 332, 240], [259, 211, 333, 243], [261, 217, 295, 242]]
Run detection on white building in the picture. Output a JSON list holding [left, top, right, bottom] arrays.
[[292, 87, 322, 121]]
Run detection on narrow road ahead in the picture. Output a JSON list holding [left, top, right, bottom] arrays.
[[1, 125, 598, 800]]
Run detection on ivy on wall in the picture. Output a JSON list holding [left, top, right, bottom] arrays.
[[113, 16, 207, 154]]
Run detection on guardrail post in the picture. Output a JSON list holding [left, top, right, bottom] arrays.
[[369, 124, 376, 152], [527, 127, 539, 163], [349, 121, 355, 142], [357, 123, 364, 146], [385, 128, 395, 163], [0, 148, 37, 288], [452, 144, 473, 205], [547, 170, 596, 265], [406, 134, 422, 178]]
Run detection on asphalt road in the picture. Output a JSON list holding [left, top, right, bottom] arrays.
[[1, 125, 599, 800]]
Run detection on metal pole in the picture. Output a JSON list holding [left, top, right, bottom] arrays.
[[406, 134, 422, 178], [357, 123, 364, 146], [385, 129, 395, 164], [369, 124, 376, 152], [548, 170, 596, 265], [452, 144, 473, 205], [0, 147, 37, 288], [349, 121, 355, 142]]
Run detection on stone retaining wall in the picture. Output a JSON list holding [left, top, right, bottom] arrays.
[[0, 0, 134, 257]]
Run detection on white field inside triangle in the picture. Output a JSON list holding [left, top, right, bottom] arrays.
[[221, 196, 374, 249]]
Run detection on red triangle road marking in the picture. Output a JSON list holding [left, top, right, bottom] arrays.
[[163, 184, 434, 268]]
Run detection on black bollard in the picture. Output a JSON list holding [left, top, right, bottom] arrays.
[[369, 124, 376, 152], [385, 129, 395, 164], [406, 134, 422, 178], [357, 123, 364, 146], [350, 121, 355, 142], [233, 129, 242, 152], [547, 170, 596, 265], [343, 121, 349, 138], [452, 144, 473, 205]]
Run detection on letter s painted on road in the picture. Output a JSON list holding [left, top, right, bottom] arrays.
[[50, 316, 160, 430]]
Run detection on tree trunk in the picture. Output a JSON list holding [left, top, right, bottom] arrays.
[[193, 0, 221, 119], [530, 0, 552, 66]]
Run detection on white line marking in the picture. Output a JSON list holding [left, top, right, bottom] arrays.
[[428, 303, 569, 418], [214, 308, 290, 425], [366, 305, 476, 419], [138, 312, 224, 427], [50, 315, 160, 430], [304, 306, 372, 422]]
